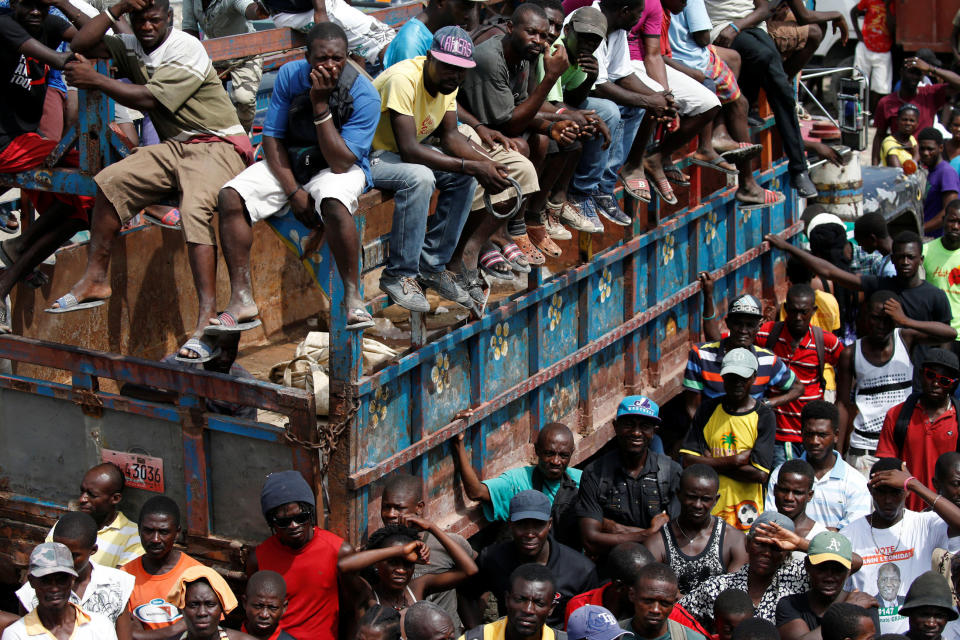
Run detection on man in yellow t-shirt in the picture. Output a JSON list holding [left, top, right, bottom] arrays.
[[457, 563, 563, 640], [371, 27, 511, 313], [680, 348, 776, 531]]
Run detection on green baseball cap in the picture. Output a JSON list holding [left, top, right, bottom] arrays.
[[807, 531, 852, 569], [29, 542, 78, 578]]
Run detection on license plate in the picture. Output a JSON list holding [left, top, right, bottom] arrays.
[[101, 449, 164, 493]]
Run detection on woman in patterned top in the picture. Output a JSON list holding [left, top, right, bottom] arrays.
[[679, 511, 809, 627]]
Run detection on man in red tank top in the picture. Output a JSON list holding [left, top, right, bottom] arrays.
[[247, 471, 356, 640]]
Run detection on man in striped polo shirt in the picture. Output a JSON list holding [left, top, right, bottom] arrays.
[[755, 285, 844, 467], [47, 463, 143, 569], [684, 293, 802, 423]]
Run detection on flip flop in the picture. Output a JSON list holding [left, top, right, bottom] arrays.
[[720, 143, 763, 162], [479, 248, 515, 281], [663, 163, 691, 186], [646, 171, 679, 205], [175, 337, 221, 364], [736, 188, 785, 211], [618, 172, 652, 203], [143, 207, 182, 230], [690, 156, 739, 176], [203, 310, 262, 336], [346, 307, 375, 331], [45, 293, 107, 314], [498, 242, 533, 271]]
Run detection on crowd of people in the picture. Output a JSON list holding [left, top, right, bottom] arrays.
[[3, 0, 895, 355]]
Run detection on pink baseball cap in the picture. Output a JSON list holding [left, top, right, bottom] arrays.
[[430, 26, 476, 68]]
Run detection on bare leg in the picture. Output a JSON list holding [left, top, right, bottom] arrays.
[[320, 197, 365, 316], [215, 187, 259, 323], [51, 189, 121, 307], [645, 107, 721, 183], [0, 203, 84, 299], [623, 112, 655, 177], [178, 241, 218, 358]]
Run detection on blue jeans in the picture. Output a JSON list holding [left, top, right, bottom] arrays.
[[571, 98, 645, 196], [371, 151, 477, 278], [773, 440, 804, 468]]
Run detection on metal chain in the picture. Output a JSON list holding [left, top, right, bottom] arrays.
[[281, 394, 360, 477]]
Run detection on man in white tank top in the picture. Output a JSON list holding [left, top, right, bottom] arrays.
[[836, 290, 958, 477]]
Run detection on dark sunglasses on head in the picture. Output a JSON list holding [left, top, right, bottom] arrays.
[[271, 511, 312, 528], [923, 368, 958, 388]]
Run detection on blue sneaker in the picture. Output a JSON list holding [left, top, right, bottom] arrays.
[[569, 193, 604, 233], [593, 193, 631, 226]]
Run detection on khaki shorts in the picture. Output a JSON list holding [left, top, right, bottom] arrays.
[[768, 20, 810, 57], [457, 123, 539, 212], [95, 139, 247, 245]]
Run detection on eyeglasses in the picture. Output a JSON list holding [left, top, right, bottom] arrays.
[[270, 511, 312, 528], [923, 368, 958, 388]]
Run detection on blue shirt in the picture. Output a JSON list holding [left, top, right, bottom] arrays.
[[764, 449, 872, 530], [263, 59, 381, 186], [382, 17, 432, 69], [925, 159, 960, 238], [951, 154, 960, 177], [667, 0, 712, 71], [481, 465, 584, 522]]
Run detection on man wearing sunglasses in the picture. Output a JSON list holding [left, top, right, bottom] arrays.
[[248, 470, 357, 640], [876, 349, 960, 512]]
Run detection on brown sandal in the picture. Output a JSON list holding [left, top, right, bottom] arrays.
[[510, 233, 546, 265], [527, 225, 562, 257]]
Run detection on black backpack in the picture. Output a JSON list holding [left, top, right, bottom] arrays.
[[284, 62, 360, 184], [532, 467, 580, 548], [764, 321, 826, 393], [893, 392, 960, 452]]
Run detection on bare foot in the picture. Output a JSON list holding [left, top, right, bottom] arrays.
[[51, 278, 112, 309], [735, 184, 766, 206]]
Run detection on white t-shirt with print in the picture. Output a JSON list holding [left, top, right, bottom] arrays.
[[16, 561, 134, 623], [841, 510, 949, 634]]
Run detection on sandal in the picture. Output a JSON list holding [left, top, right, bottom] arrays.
[[719, 142, 762, 163], [508, 236, 545, 266], [527, 225, 562, 258], [479, 247, 516, 281], [175, 337, 221, 364], [645, 170, 679, 205], [663, 162, 691, 187], [346, 307, 375, 331], [498, 241, 533, 271], [690, 156, 738, 176], [46, 293, 107, 314], [203, 309, 262, 336], [618, 172, 652, 203], [736, 188, 785, 211], [143, 207, 182, 229]]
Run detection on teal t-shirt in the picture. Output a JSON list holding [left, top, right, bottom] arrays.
[[481, 465, 583, 521], [536, 37, 590, 104], [383, 17, 433, 68]]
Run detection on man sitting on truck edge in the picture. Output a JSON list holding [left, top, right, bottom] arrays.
[[51, 0, 254, 367], [370, 26, 512, 312], [217, 22, 380, 332]]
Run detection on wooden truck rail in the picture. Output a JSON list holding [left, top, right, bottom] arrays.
[[0, 9, 800, 579]]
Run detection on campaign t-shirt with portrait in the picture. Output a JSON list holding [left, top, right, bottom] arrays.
[[372, 56, 457, 152], [680, 398, 776, 531], [841, 510, 949, 634], [18, 561, 134, 624], [0, 13, 70, 152]]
